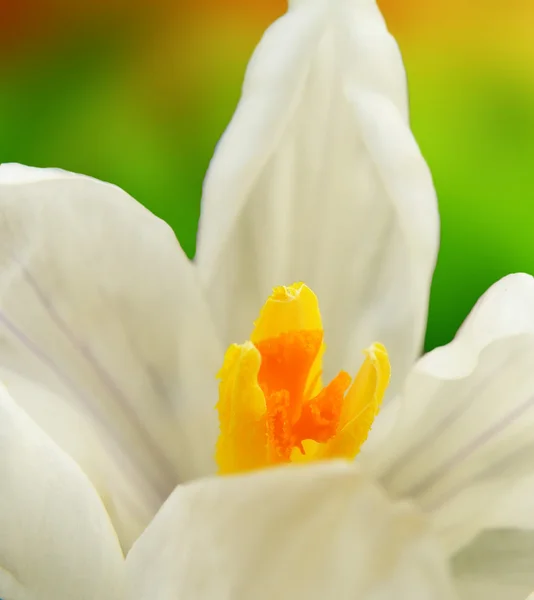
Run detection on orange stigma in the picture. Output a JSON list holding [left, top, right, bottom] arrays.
[[216, 283, 390, 475]]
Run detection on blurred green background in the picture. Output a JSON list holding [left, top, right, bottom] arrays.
[[1, 0, 533, 351]]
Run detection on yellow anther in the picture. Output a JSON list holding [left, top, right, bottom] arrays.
[[216, 283, 390, 475]]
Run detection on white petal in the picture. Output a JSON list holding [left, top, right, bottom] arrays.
[[417, 272, 534, 379], [0, 163, 79, 183], [364, 274, 534, 554], [196, 0, 438, 393], [127, 461, 456, 600], [0, 382, 124, 600], [0, 164, 223, 549], [451, 530, 534, 600]]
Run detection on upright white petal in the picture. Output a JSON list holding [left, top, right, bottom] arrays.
[[364, 274, 534, 559], [126, 462, 456, 600], [0, 383, 124, 600], [0, 164, 223, 549], [196, 0, 438, 393]]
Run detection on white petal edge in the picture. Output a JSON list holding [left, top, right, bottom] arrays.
[[362, 274, 534, 555], [417, 272, 534, 379], [126, 461, 457, 600], [0, 163, 78, 183], [195, 0, 438, 395], [0, 382, 124, 600], [0, 163, 224, 550]]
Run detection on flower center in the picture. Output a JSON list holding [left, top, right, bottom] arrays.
[[215, 283, 390, 475]]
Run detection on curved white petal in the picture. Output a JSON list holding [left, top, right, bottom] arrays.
[[364, 274, 534, 554], [0, 163, 223, 549], [0, 382, 124, 600], [417, 272, 534, 380], [195, 0, 438, 393], [0, 163, 79, 183], [451, 530, 534, 600], [126, 462, 456, 600]]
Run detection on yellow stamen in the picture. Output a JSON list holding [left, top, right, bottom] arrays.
[[215, 283, 391, 475]]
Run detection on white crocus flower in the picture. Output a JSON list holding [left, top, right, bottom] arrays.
[[1, 1, 533, 599]]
